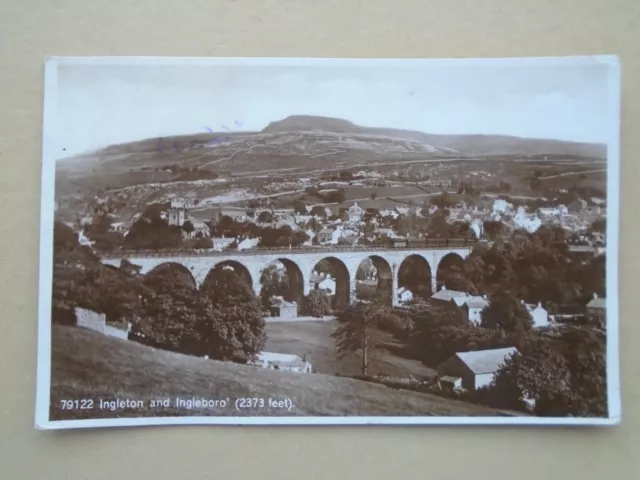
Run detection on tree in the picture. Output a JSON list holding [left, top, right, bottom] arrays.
[[370, 192, 378, 200], [481, 293, 533, 334], [325, 188, 346, 204], [485, 348, 572, 414], [194, 237, 213, 249], [135, 266, 200, 353], [305, 217, 322, 233], [331, 303, 390, 376], [182, 220, 195, 234], [51, 221, 104, 323], [259, 265, 290, 310], [304, 289, 332, 317], [590, 218, 606, 234], [310, 205, 327, 218], [124, 216, 183, 250], [339, 170, 353, 181], [257, 210, 273, 223], [84, 214, 123, 252], [292, 199, 307, 215], [198, 267, 265, 362], [482, 220, 503, 241], [431, 192, 452, 209], [427, 211, 449, 238]]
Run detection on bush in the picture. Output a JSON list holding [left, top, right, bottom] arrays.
[[304, 289, 332, 317], [193, 237, 213, 249]]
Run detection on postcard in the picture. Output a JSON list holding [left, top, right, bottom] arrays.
[[36, 55, 621, 429]]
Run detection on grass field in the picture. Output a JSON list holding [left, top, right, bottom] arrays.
[[49, 325, 506, 421], [265, 320, 435, 379]]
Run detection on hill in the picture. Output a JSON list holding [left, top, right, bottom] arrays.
[[49, 325, 510, 421], [263, 115, 606, 157], [56, 115, 605, 177]]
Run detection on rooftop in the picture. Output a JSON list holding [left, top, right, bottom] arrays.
[[587, 294, 606, 309], [432, 288, 468, 307], [455, 347, 520, 375]]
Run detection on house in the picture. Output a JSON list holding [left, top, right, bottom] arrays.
[[347, 202, 364, 222], [74, 307, 131, 341], [431, 286, 468, 307], [317, 226, 343, 245], [109, 222, 125, 233], [309, 271, 336, 295], [568, 198, 588, 213], [269, 296, 298, 319], [539, 205, 569, 216], [249, 352, 312, 373], [168, 201, 187, 227], [394, 206, 410, 216], [466, 295, 489, 325], [586, 293, 606, 327], [317, 227, 334, 244], [237, 237, 260, 250], [317, 277, 336, 295], [211, 236, 235, 250], [374, 227, 398, 239], [303, 229, 316, 246], [523, 301, 550, 328], [397, 287, 413, 304], [437, 347, 519, 391]]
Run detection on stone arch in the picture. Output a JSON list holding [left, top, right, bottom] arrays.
[[436, 252, 466, 291], [260, 258, 306, 307], [397, 254, 433, 301], [145, 262, 197, 290], [202, 260, 254, 292], [310, 257, 350, 311], [356, 255, 393, 306]]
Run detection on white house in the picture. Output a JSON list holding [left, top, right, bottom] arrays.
[[437, 347, 519, 391], [523, 301, 550, 328], [237, 237, 260, 250], [431, 286, 469, 307], [347, 202, 364, 222], [466, 295, 489, 325], [317, 277, 336, 295], [212, 236, 236, 250], [249, 352, 312, 373], [539, 205, 569, 216], [317, 226, 343, 245], [397, 287, 413, 304], [309, 271, 336, 295]]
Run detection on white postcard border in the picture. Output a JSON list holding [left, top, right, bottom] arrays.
[[35, 55, 622, 430]]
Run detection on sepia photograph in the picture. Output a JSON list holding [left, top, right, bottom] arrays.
[[36, 56, 620, 429]]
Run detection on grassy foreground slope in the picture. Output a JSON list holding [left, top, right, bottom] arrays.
[[50, 326, 509, 420]]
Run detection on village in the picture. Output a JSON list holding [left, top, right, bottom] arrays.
[[61, 169, 608, 414]]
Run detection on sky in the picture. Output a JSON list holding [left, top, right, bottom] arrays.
[[54, 59, 613, 157]]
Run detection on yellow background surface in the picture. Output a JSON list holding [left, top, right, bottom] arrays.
[[0, 1, 638, 478]]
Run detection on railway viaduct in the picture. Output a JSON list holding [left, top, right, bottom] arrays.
[[101, 245, 473, 307]]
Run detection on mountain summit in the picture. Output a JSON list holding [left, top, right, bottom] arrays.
[[262, 115, 364, 134]]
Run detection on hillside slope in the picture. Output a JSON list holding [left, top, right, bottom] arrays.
[[49, 325, 510, 420], [56, 115, 605, 180]]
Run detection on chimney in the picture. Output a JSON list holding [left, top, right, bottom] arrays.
[[593, 292, 598, 299], [537, 301, 542, 308], [440, 285, 445, 292]]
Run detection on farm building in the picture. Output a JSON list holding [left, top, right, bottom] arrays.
[[249, 352, 313, 373], [437, 347, 519, 391], [269, 296, 298, 320]]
